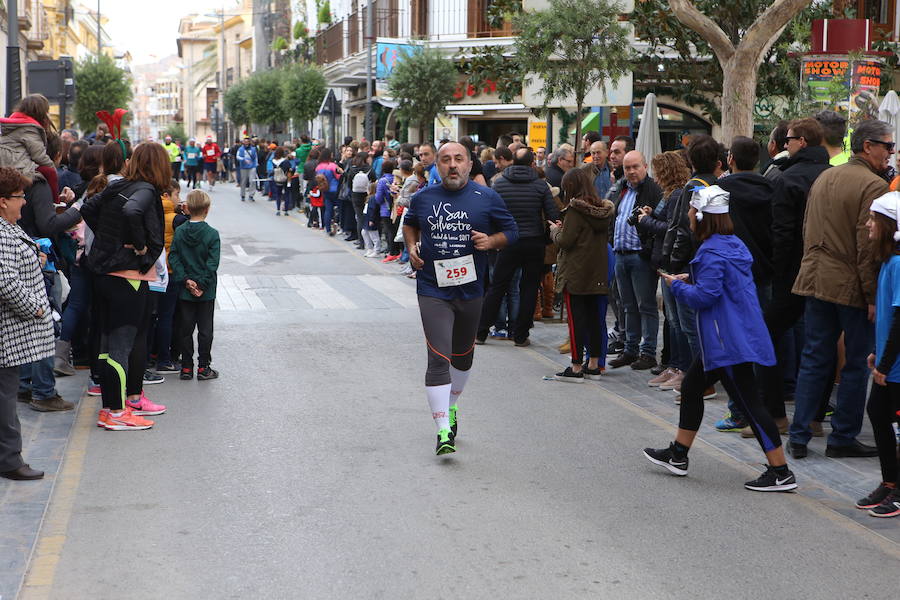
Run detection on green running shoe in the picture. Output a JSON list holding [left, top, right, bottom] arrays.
[[435, 428, 456, 455], [449, 404, 458, 439]]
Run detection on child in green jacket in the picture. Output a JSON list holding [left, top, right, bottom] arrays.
[[169, 190, 220, 380]]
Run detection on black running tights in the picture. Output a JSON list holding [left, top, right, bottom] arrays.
[[680, 358, 782, 453], [866, 381, 900, 484]]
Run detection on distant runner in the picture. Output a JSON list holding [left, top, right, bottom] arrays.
[[403, 142, 518, 455]]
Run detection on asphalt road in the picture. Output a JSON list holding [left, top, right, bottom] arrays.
[[16, 181, 898, 599]]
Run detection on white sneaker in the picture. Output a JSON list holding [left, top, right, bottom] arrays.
[[364, 250, 376, 258]]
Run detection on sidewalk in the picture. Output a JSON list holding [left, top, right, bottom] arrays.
[[519, 316, 900, 545], [0, 372, 86, 600]]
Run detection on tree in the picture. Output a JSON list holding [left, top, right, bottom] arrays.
[[387, 47, 457, 142], [281, 63, 326, 134], [223, 79, 251, 133], [514, 0, 632, 148], [163, 123, 187, 142], [245, 70, 288, 131], [633, 1, 830, 125], [73, 55, 132, 132], [666, 0, 812, 142]]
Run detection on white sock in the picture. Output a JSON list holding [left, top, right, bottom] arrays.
[[449, 366, 471, 409], [425, 384, 452, 431]]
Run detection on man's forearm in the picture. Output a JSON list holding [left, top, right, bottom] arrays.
[[403, 225, 419, 251], [489, 232, 508, 250]]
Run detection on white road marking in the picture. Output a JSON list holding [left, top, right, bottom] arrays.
[[358, 274, 418, 308], [283, 275, 357, 309]]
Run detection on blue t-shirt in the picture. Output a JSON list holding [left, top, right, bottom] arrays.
[[183, 146, 201, 166], [876, 255, 900, 383], [405, 181, 518, 300]]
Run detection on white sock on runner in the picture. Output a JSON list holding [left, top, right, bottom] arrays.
[[426, 384, 452, 431], [449, 366, 471, 408]]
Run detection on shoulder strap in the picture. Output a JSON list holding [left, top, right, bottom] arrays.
[[688, 177, 710, 187]]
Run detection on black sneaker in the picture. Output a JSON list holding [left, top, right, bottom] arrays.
[[435, 429, 456, 455], [868, 490, 900, 518], [582, 365, 604, 380], [609, 353, 637, 369], [643, 443, 689, 476], [743, 465, 798, 492], [154, 361, 181, 374], [857, 483, 895, 509], [788, 442, 807, 459], [554, 366, 584, 383], [607, 340, 625, 355], [197, 366, 219, 381], [650, 364, 667, 376], [142, 370, 165, 385], [630, 354, 657, 371], [179, 367, 194, 380]]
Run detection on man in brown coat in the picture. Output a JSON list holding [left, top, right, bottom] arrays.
[[787, 119, 893, 459]]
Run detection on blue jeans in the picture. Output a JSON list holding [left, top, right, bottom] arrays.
[[19, 357, 57, 401], [60, 265, 91, 343], [789, 297, 873, 446], [153, 279, 182, 363], [323, 191, 338, 231], [583, 295, 610, 367], [272, 182, 287, 211], [614, 252, 659, 357], [661, 283, 691, 371], [490, 265, 521, 334]]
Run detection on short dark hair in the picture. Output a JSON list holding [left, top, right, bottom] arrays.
[[497, 134, 513, 147], [687, 134, 719, 173], [583, 131, 601, 144], [729, 136, 760, 171], [814, 110, 847, 148], [399, 159, 413, 172], [352, 151, 369, 167], [46, 133, 61, 162], [459, 135, 475, 152], [381, 159, 397, 174], [613, 135, 635, 152], [494, 146, 513, 162], [695, 211, 734, 241], [68, 139, 89, 172], [788, 118, 824, 147], [513, 148, 534, 166], [770, 120, 790, 151]]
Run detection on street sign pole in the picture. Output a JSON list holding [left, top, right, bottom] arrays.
[[6, 0, 22, 114]]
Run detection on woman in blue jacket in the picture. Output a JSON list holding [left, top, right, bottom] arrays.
[[643, 185, 797, 492]]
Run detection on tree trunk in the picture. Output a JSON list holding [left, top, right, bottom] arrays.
[[574, 99, 583, 160], [720, 53, 760, 143]]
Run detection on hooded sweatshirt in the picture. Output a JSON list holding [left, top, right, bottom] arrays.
[[492, 165, 559, 239], [552, 198, 614, 295], [671, 233, 775, 370], [168, 220, 220, 302], [717, 172, 774, 284]]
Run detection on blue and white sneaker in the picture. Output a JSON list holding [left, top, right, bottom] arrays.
[[715, 413, 748, 432]]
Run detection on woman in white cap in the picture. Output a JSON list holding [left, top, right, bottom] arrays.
[[643, 185, 798, 492], [857, 192, 900, 517]]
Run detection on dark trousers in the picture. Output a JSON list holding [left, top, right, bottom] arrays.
[[95, 276, 150, 410], [680, 358, 782, 454], [186, 165, 200, 188], [759, 287, 805, 418], [477, 237, 546, 344], [153, 280, 182, 364], [171, 162, 181, 181], [178, 299, 215, 369], [867, 381, 900, 483], [352, 193, 367, 242], [341, 198, 357, 236], [0, 366, 24, 472], [564, 291, 604, 365]]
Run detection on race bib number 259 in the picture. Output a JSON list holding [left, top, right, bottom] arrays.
[[435, 255, 477, 287]]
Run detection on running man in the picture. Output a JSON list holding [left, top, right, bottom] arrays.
[[404, 142, 518, 455]]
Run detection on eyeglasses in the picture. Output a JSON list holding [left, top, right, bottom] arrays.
[[868, 139, 896, 152], [4, 194, 25, 199], [784, 136, 802, 142]]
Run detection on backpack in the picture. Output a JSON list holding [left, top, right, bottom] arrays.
[[352, 169, 370, 193], [273, 161, 288, 184]]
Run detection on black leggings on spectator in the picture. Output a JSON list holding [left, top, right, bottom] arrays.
[[866, 381, 900, 483], [680, 358, 782, 453], [94, 276, 150, 410], [564, 290, 603, 365]]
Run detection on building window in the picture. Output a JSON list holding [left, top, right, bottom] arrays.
[[412, 0, 429, 37]]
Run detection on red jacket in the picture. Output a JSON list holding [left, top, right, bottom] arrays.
[[309, 186, 323, 207], [201, 142, 220, 163]]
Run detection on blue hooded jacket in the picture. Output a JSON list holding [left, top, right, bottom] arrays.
[[671, 233, 775, 371]]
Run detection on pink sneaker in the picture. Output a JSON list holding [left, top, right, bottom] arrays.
[[87, 382, 102, 396], [126, 392, 166, 416], [97, 408, 109, 427]]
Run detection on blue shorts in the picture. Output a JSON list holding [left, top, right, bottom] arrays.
[[203, 162, 217, 172]]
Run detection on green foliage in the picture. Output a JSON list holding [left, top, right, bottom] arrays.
[[632, 0, 831, 123], [163, 123, 187, 142], [513, 0, 632, 145], [456, 46, 524, 105], [281, 63, 327, 125], [486, 0, 523, 29], [223, 78, 251, 129], [293, 20, 309, 40], [272, 36, 289, 52], [387, 46, 457, 139], [245, 70, 288, 127], [73, 55, 133, 131], [317, 1, 331, 25]]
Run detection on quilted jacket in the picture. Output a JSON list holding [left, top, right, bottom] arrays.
[[0, 217, 54, 368]]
